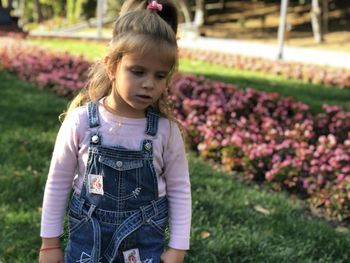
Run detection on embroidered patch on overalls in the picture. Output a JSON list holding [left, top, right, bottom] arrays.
[[123, 248, 141, 263], [88, 174, 104, 195]]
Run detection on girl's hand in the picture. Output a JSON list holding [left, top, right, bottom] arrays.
[[39, 237, 63, 263], [39, 248, 64, 263], [161, 248, 186, 263]]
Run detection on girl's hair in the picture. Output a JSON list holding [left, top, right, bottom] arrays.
[[65, 0, 179, 123]]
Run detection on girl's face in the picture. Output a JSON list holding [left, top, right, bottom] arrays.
[[108, 50, 172, 118]]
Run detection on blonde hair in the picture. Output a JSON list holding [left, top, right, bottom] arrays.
[[63, 0, 179, 124]]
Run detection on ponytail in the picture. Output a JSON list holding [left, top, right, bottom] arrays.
[[119, 0, 178, 34]]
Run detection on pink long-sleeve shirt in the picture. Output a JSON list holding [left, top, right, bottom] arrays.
[[40, 98, 191, 250]]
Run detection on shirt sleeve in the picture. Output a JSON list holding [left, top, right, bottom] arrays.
[[40, 111, 80, 237], [163, 122, 192, 250]]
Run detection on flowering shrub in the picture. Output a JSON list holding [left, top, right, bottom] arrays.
[[170, 74, 350, 221], [180, 48, 350, 89], [1, 40, 350, 221], [0, 40, 90, 98], [0, 31, 27, 38]]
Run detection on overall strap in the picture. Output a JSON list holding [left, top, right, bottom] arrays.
[[87, 101, 100, 128], [87, 101, 102, 145], [145, 107, 160, 136]]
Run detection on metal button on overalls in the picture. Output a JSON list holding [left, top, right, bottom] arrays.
[[145, 142, 152, 150], [92, 135, 99, 143]]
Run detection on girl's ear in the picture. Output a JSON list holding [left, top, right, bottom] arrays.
[[104, 56, 115, 81]]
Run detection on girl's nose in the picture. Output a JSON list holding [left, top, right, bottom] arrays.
[[142, 77, 155, 90]]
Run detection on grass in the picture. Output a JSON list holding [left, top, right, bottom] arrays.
[[27, 38, 350, 114], [1, 69, 350, 262], [0, 69, 67, 262], [28, 38, 108, 61]]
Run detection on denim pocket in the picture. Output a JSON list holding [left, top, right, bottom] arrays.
[[68, 211, 88, 235], [147, 213, 168, 236]]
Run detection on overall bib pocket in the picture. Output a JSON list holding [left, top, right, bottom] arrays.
[[98, 156, 144, 201]]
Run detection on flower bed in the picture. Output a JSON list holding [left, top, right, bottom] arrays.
[[0, 40, 89, 98], [1, 40, 350, 221], [179, 48, 350, 89], [171, 74, 350, 221]]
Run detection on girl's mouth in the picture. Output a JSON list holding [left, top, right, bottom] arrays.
[[136, 95, 153, 102], [138, 95, 151, 99]]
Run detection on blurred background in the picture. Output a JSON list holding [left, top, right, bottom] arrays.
[[0, 0, 349, 50]]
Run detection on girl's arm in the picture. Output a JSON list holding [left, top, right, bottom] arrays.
[[163, 122, 192, 253], [41, 109, 81, 243]]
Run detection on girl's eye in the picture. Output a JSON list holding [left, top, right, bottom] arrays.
[[131, 69, 144, 75], [156, 74, 167, 80]]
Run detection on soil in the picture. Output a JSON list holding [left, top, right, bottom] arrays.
[[198, 1, 350, 52]]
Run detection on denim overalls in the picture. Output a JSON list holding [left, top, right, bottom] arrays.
[[65, 102, 168, 263]]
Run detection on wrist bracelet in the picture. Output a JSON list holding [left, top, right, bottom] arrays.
[[39, 246, 61, 252]]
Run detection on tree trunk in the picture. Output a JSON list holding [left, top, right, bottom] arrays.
[[7, 0, 14, 10], [178, 0, 191, 23], [322, 0, 328, 34], [277, 0, 289, 59], [74, 0, 85, 20], [17, 0, 26, 26], [194, 0, 205, 27], [33, 0, 44, 22], [219, 0, 226, 10], [311, 0, 323, 43], [67, 0, 75, 23]]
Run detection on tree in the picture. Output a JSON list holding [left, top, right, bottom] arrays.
[[8, 0, 13, 9], [176, 0, 191, 23], [74, 0, 85, 20], [4, 0, 14, 10], [310, 0, 328, 43], [33, 0, 43, 22], [66, 0, 75, 22], [41, 0, 65, 17], [82, 0, 97, 20], [194, 0, 205, 27]]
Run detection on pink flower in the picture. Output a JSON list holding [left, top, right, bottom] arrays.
[[337, 174, 346, 181], [327, 134, 337, 147], [303, 179, 310, 189], [265, 171, 274, 181]]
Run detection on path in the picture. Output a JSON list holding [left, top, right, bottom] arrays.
[[178, 36, 350, 70]]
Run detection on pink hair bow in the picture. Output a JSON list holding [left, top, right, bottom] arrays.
[[147, 0, 163, 12]]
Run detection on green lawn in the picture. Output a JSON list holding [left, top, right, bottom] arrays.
[[0, 69, 68, 262], [28, 38, 350, 114], [1, 67, 350, 262], [28, 38, 109, 61]]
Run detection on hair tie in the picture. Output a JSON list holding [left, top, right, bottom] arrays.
[[147, 1, 163, 12]]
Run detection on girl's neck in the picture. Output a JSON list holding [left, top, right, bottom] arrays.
[[104, 96, 145, 119]]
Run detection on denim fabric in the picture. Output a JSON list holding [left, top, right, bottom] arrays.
[[65, 102, 168, 263]]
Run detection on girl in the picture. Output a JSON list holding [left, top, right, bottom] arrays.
[[39, 1, 191, 262]]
